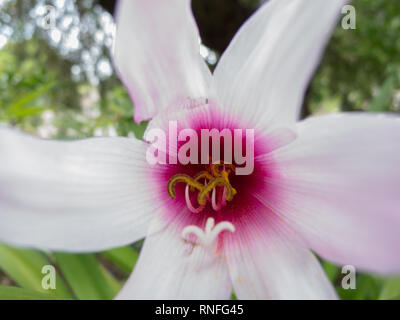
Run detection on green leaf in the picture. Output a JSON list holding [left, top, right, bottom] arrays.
[[338, 274, 380, 300], [369, 75, 395, 112], [321, 260, 340, 282], [337, 287, 359, 300], [354, 275, 380, 299], [11, 106, 48, 118], [101, 267, 122, 294], [54, 253, 119, 300], [131, 120, 148, 140], [0, 243, 71, 299], [5, 82, 54, 117], [101, 246, 139, 274], [0, 285, 69, 300], [379, 276, 400, 300]]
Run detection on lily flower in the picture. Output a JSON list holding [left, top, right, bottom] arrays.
[[1, 0, 400, 300]]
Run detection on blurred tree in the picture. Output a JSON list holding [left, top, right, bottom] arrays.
[[97, 0, 259, 54], [1, 0, 399, 138], [308, 0, 400, 115], [96, 0, 400, 116]]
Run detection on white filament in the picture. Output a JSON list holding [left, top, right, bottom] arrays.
[[185, 184, 206, 213], [211, 186, 227, 211], [181, 217, 235, 247]]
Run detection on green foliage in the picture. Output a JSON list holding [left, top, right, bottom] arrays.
[[2, 81, 53, 120], [338, 275, 380, 300], [379, 276, 400, 300], [321, 260, 340, 282], [0, 285, 69, 300], [54, 253, 121, 300], [101, 246, 139, 274], [0, 244, 138, 300], [0, 244, 71, 299], [369, 75, 396, 112], [309, 0, 400, 115]]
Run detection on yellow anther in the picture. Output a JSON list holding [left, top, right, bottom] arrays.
[[190, 171, 214, 191], [194, 171, 214, 182], [221, 170, 229, 179], [210, 163, 224, 177], [167, 174, 204, 199], [197, 177, 235, 205], [218, 167, 236, 195], [210, 162, 235, 177]]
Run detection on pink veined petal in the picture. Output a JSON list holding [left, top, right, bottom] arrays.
[[0, 127, 156, 252], [113, 0, 211, 123], [224, 199, 337, 300], [212, 0, 347, 130], [116, 216, 232, 300], [256, 113, 400, 274]]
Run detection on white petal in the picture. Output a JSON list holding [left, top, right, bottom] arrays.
[[116, 217, 232, 299], [0, 127, 155, 252], [212, 0, 347, 128], [225, 216, 336, 299], [113, 0, 211, 123], [257, 113, 400, 273]]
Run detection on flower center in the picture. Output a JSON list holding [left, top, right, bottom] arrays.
[[167, 162, 237, 213]]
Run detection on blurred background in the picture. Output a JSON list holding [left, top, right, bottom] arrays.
[[0, 0, 399, 300]]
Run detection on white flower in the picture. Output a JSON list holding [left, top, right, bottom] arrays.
[[1, 0, 400, 300]]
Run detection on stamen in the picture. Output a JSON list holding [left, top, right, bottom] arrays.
[[191, 171, 214, 192], [197, 177, 235, 205], [211, 163, 235, 177], [167, 174, 204, 199], [182, 217, 235, 247], [193, 171, 214, 182]]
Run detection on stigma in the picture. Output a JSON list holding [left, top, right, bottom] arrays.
[[182, 217, 235, 248]]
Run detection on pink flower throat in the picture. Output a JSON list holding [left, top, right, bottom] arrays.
[[149, 106, 295, 249]]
